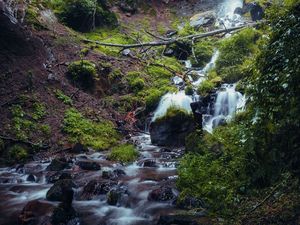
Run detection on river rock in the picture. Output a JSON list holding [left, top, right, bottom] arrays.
[[138, 159, 157, 167], [102, 169, 126, 180], [190, 11, 216, 28], [46, 172, 72, 184], [107, 186, 129, 206], [76, 160, 101, 171], [46, 179, 76, 202], [18, 200, 54, 225], [80, 180, 117, 200], [148, 186, 176, 202], [46, 158, 69, 171], [150, 112, 195, 147], [70, 143, 88, 154], [26, 174, 36, 182]]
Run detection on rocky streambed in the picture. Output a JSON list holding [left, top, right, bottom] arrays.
[[0, 134, 200, 225]]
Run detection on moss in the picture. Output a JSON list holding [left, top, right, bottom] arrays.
[[144, 88, 164, 112], [185, 85, 194, 95], [67, 60, 97, 90], [54, 89, 73, 105], [108, 144, 139, 163], [8, 145, 29, 162], [63, 108, 119, 150], [189, 40, 215, 67], [25, 6, 45, 30], [156, 106, 193, 124], [197, 80, 216, 96]]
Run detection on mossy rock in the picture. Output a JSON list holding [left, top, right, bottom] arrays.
[[150, 107, 195, 147], [67, 60, 97, 90]]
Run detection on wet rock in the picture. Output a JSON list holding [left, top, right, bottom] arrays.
[[234, 7, 244, 15], [148, 186, 176, 202], [18, 200, 54, 225], [51, 189, 78, 225], [46, 158, 69, 171], [26, 174, 36, 182], [80, 180, 117, 200], [70, 143, 88, 154], [190, 11, 216, 28], [138, 159, 157, 167], [46, 172, 72, 184], [76, 160, 101, 171], [102, 169, 126, 180], [107, 186, 129, 206], [46, 179, 76, 202], [150, 111, 195, 147], [249, 2, 264, 21]]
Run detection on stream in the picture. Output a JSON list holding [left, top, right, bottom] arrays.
[[0, 0, 247, 224]]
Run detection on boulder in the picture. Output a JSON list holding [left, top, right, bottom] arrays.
[[150, 109, 195, 147], [190, 11, 216, 28], [46, 172, 72, 184], [138, 159, 157, 167], [46, 158, 69, 171], [26, 174, 36, 182], [107, 186, 129, 206], [70, 143, 88, 154], [148, 186, 176, 202], [80, 180, 117, 200], [46, 179, 76, 202], [76, 160, 101, 171], [18, 200, 54, 225]]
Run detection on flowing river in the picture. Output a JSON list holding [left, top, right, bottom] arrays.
[[0, 0, 247, 224]]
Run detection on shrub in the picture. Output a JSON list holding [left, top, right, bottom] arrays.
[[108, 144, 139, 163], [67, 60, 97, 90], [63, 108, 119, 150], [52, 0, 118, 32], [8, 145, 29, 162], [197, 80, 215, 96]]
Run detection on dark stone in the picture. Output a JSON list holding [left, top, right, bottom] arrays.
[[76, 160, 101, 171], [46, 172, 72, 184], [46, 158, 68, 171], [163, 48, 175, 57], [157, 215, 200, 225], [18, 200, 54, 225], [234, 7, 244, 15], [148, 186, 176, 202], [102, 169, 126, 180], [150, 113, 195, 147], [80, 180, 117, 200], [26, 174, 36, 182], [46, 179, 76, 202], [138, 159, 157, 167], [107, 189, 121, 206], [249, 2, 264, 21], [107, 186, 129, 206], [70, 143, 88, 154], [51, 203, 78, 225]]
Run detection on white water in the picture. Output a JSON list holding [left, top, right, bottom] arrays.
[[152, 91, 193, 121], [203, 84, 245, 133], [151, 0, 246, 134]]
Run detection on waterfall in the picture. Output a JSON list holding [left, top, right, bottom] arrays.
[[203, 84, 245, 133], [152, 91, 193, 121], [216, 0, 244, 28]]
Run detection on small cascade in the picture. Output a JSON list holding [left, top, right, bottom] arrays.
[[203, 84, 245, 133], [216, 0, 244, 28], [152, 91, 193, 121]]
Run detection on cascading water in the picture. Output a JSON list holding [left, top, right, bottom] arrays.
[[203, 84, 245, 133]]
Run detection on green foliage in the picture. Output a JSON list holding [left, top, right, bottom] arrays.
[[108, 144, 139, 163], [197, 80, 215, 96], [215, 28, 261, 83], [128, 77, 145, 93], [8, 145, 29, 162], [67, 60, 97, 90], [190, 40, 215, 67], [185, 85, 194, 95], [52, 0, 118, 32], [54, 89, 73, 105], [63, 108, 119, 150]]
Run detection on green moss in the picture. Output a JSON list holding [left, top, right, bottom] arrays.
[[63, 108, 119, 150], [215, 28, 262, 83], [67, 60, 97, 90], [8, 145, 29, 162], [54, 89, 73, 105], [108, 144, 139, 163], [197, 80, 215, 96], [190, 40, 215, 67], [156, 106, 192, 123], [185, 85, 194, 95]]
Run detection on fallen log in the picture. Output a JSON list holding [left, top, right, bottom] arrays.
[[82, 23, 258, 49]]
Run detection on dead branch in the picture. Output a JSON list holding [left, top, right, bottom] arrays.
[[82, 23, 257, 49], [0, 135, 50, 149]]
